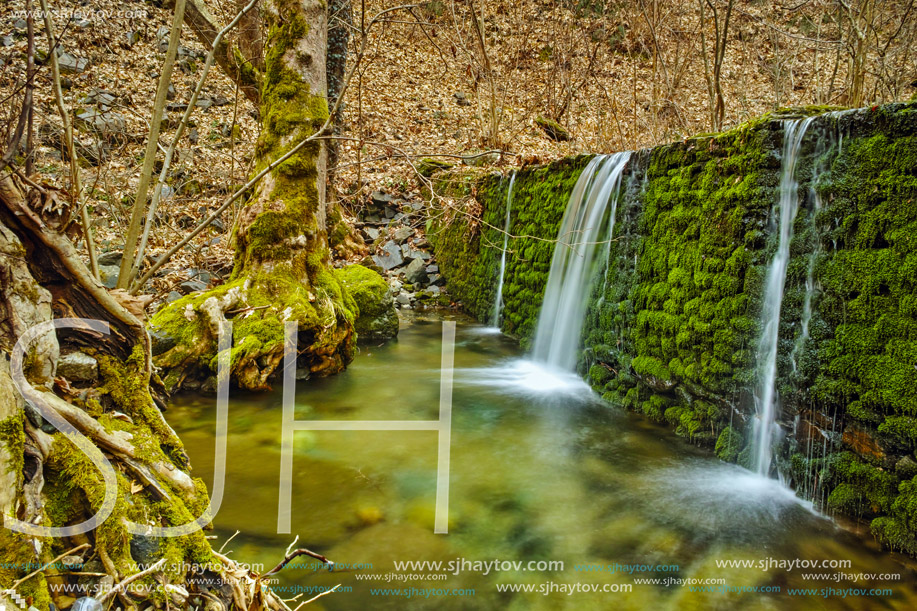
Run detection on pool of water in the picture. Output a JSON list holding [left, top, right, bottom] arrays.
[[167, 312, 917, 610]]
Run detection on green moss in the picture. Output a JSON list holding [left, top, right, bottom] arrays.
[[334, 265, 399, 341], [715, 426, 743, 463], [0, 412, 25, 477]]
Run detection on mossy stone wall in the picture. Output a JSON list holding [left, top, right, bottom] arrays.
[[428, 102, 917, 555]]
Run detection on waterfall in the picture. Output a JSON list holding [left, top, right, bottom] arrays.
[[531, 152, 631, 371], [751, 118, 815, 477], [492, 172, 516, 327]]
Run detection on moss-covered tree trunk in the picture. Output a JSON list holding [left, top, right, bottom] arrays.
[[0, 174, 290, 610], [151, 0, 366, 391]]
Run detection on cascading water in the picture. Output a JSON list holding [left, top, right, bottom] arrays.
[[531, 152, 631, 371], [751, 118, 815, 477], [492, 172, 516, 327]]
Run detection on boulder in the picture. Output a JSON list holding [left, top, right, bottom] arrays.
[[334, 265, 399, 341]]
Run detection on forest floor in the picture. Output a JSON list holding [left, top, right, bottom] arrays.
[[1, 0, 914, 307]]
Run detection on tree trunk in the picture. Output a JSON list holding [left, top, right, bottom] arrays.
[[150, 0, 363, 392], [0, 173, 289, 610]]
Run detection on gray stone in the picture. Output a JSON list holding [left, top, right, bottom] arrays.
[[425, 264, 439, 273], [58, 52, 89, 75], [126, 30, 141, 46], [363, 227, 380, 241], [97, 250, 122, 266], [426, 285, 442, 295], [403, 258, 429, 284], [370, 191, 395, 206], [212, 95, 230, 106], [372, 241, 404, 271], [0, 35, 14, 47], [396, 292, 412, 305], [72, 18, 92, 28], [57, 352, 98, 383], [180, 279, 207, 294], [404, 246, 431, 261], [71, 599, 102, 611], [393, 226, 413, 243], [164, 291, 183, 304], [384, 206, 397, 219], [150, 328, 177, 356], [454, 91, 471, 106], [428, 273, 443, 286], [130, 534, 160, 565], [98, 264, 119, 288], [166, 102, 189, 112], [196, 97, 213, 109], [13, 19, 28, 32], [75, 109, 126, 137]]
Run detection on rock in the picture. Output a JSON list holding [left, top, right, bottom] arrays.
[[842, 425, 885, 461], [164, 291, 183, 304], [57, 352, 98, 383], [403, 258, 429, 284], [58, 52, 89, 75], [98, 264, 120, 289], [71, 597, 102, 611], [370, 191, 395, 206], [0, 35, 14, 47], [426, 285, 442, 295], [389, 279, 403, 293], [13, 19, 28, 32], [454, 91, 471, 106], [428, 273, 443, 286], [180, 279, 207, 294], [196, 98, 213, 110], [75, 109, 126, 138], [166, 102, 189, 112], [396, 292, 412, 305], [126, 30, 142, 46], [72, 18, 92, 29], [296, 368, 311, 380], [425, 264, 439, 274], [384, 206, 397, 219], [130, 534, 161, 565], [188, 127, 199, 144], [363, 227, 380, 241], [896, 456, 917, 479], [372, 241, 404, 271], [212, 95, 230, 106], [393, 226, 413, 243], [209, 217, 225, 232], [167, 84, 176, 100], [97, 250, 122, 266], [149, 327, 177, 356]]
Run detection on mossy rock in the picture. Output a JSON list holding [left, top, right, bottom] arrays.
[[334, 264, 399, 341]]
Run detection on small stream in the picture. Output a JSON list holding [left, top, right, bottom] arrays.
[[168, 313, 916, 610]]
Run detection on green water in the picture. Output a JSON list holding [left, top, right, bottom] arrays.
[[168, 312, 917, 610]]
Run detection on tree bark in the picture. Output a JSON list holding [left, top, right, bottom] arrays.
[[150, 0, 361, 392]]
